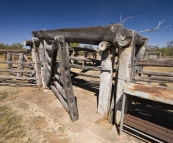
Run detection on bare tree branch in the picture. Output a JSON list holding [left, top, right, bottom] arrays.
[[138, 20, 171, 34], [120, 14, 133, 23]]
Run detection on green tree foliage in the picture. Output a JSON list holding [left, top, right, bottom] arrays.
[[146, 42, 173, 56], [70, 43, 80, 47], [0, 43, 25, 50]]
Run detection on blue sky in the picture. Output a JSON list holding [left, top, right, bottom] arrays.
[[0, 0, 173, 47]]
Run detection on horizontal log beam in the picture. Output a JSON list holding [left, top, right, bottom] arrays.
[[0, 61, 34, 65], [0, 49, 31, 53], [0, 76, 36, 80], [70, 71, 100, 78], [69, 56, 101, 64], [69, 47, 97, 52], [133, 62, 173, 67], [0, 69, 35, 73], [32, 24, 121, 45], [133, 76, 173, 83], [137, 71, 173, 77], [69, 64, 101, 71], [0, 83, 37, 86]]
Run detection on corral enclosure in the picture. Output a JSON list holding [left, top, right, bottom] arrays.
[[0, 23, 173, 143]]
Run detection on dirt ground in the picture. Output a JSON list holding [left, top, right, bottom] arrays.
[[0, 77, 146, 143]]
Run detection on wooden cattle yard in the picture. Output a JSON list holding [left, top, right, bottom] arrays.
[[0, 23, 173, 143]]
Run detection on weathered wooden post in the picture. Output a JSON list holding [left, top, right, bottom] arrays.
[[17, 53, 24, 77], [39, 40, 47, 88], [7, 52, 12, 69], [83, 51, 87, 66], [115, 28, 147, 124], [32, 37, 42, 88], [98, 41, 115, 120]]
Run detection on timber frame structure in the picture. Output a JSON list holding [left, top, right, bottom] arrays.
[[23, 23, 173, 143]]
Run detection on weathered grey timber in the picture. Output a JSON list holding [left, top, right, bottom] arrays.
[[7, 52, 12, 69], [55, 36, 78, 122], [32, 39, 42, 88], [0, 49, 31, 53], [115, 31, 147, 124], [17, 53, 24, 77], [32, 24, 145, 46], [98, 49, 114, 120]]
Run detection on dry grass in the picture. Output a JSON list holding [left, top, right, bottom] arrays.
[[0, 90, 25, 143]]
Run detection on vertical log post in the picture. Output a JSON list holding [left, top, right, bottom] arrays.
[[17, 53, 24, 77], [7, 52, 12, 69], [115, 31, 136, 124], [7, 52, 12, 75], [39, 41, 47, 88], [98, 41, 114, 120], [72, 50, 75, 64], [83, 51, 87, 66], [32, 37, 42, 88]]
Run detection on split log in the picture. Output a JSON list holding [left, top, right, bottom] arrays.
[[50, 85, 69, 111], [137, 71, 173, 77], [53, 80, 66, 100]]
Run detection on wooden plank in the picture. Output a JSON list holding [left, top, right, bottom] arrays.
[[137, 71, 173, 77], [123, 83, 173, 105], [56, 38, 79, 122], [124, 114, 173, 143]]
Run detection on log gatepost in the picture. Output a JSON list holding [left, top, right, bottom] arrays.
[[115, 30, 147, 124], [32, 37, 42, 88], [98, 41, 116, 120]]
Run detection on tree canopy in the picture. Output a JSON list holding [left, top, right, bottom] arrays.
[[0, 43, 25, 50]]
